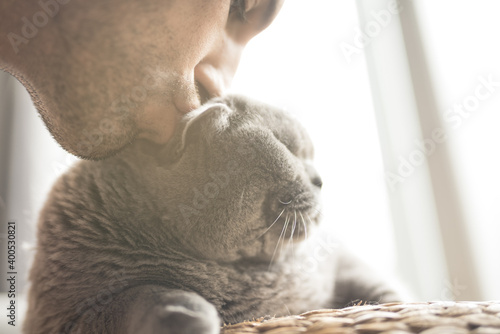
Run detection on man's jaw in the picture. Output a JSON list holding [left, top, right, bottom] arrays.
[[79, 81, 216, 160]]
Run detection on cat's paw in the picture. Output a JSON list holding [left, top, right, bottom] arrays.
[[141, 292, 220, 334], [154, 304, 220, 334]]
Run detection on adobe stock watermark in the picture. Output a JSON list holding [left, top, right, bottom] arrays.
[[440, 277, 467, 301], [177, 144, 257, 225], [7, 0, 72, 54], [58, 270, 130, 334], [339, 0, 403, 64], [385, 74, 500, 191], [51, 152, 80, 178], [292, 232, 340, 278]]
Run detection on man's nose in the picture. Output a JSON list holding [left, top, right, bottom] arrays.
[[194, 34, 243, 100], [194, 31, 245, 103], [194, 0, 284, 101]]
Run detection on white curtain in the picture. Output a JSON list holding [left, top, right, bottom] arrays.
[[356, 0, 500, 300], [410, 0, 500, 299]]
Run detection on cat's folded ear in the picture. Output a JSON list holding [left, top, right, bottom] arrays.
[[177, 102, 233, 154]]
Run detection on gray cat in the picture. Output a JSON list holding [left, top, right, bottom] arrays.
[[24, 95, 400, 334]]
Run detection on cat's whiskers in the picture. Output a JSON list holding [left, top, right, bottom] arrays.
[[299, 211, 307, 241], [288, 211, 296, 244], [283, 302, 292, 316], [269, 213, 289, 270], [279, 214, 290, 256], [312, 207, 325, 220], [306, 213, 316, 253], [306, 213, 316, 229], [289, 211, 297, 245], [257, 208, 285, 239], [289, 210, 298, 267]]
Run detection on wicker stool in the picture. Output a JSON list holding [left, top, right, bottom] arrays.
[[221, 301, 500, 334]]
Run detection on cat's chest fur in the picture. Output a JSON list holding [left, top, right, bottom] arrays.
[[184, 241, 337, 323]]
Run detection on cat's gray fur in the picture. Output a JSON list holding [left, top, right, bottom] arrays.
[[25, 95, 400, 334]]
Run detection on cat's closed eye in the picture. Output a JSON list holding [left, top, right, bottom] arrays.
[[280, 137, 299, 156]]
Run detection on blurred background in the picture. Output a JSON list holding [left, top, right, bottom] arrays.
[[1, 1, 500, 330], [233, 0, 500, 302]]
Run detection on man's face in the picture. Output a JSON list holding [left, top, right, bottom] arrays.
[[22, 0, 283, 159]]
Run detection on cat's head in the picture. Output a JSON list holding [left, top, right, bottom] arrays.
[[119, 95, 323, 263]]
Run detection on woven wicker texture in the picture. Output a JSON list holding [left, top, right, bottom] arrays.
[[222, 301, 500, 334]]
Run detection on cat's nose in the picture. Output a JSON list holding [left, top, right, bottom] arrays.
[[304, 161, 322, 189], [311, 175, 323, 189]]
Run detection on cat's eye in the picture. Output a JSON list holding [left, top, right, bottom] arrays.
[[281, 137, 299, 156]]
